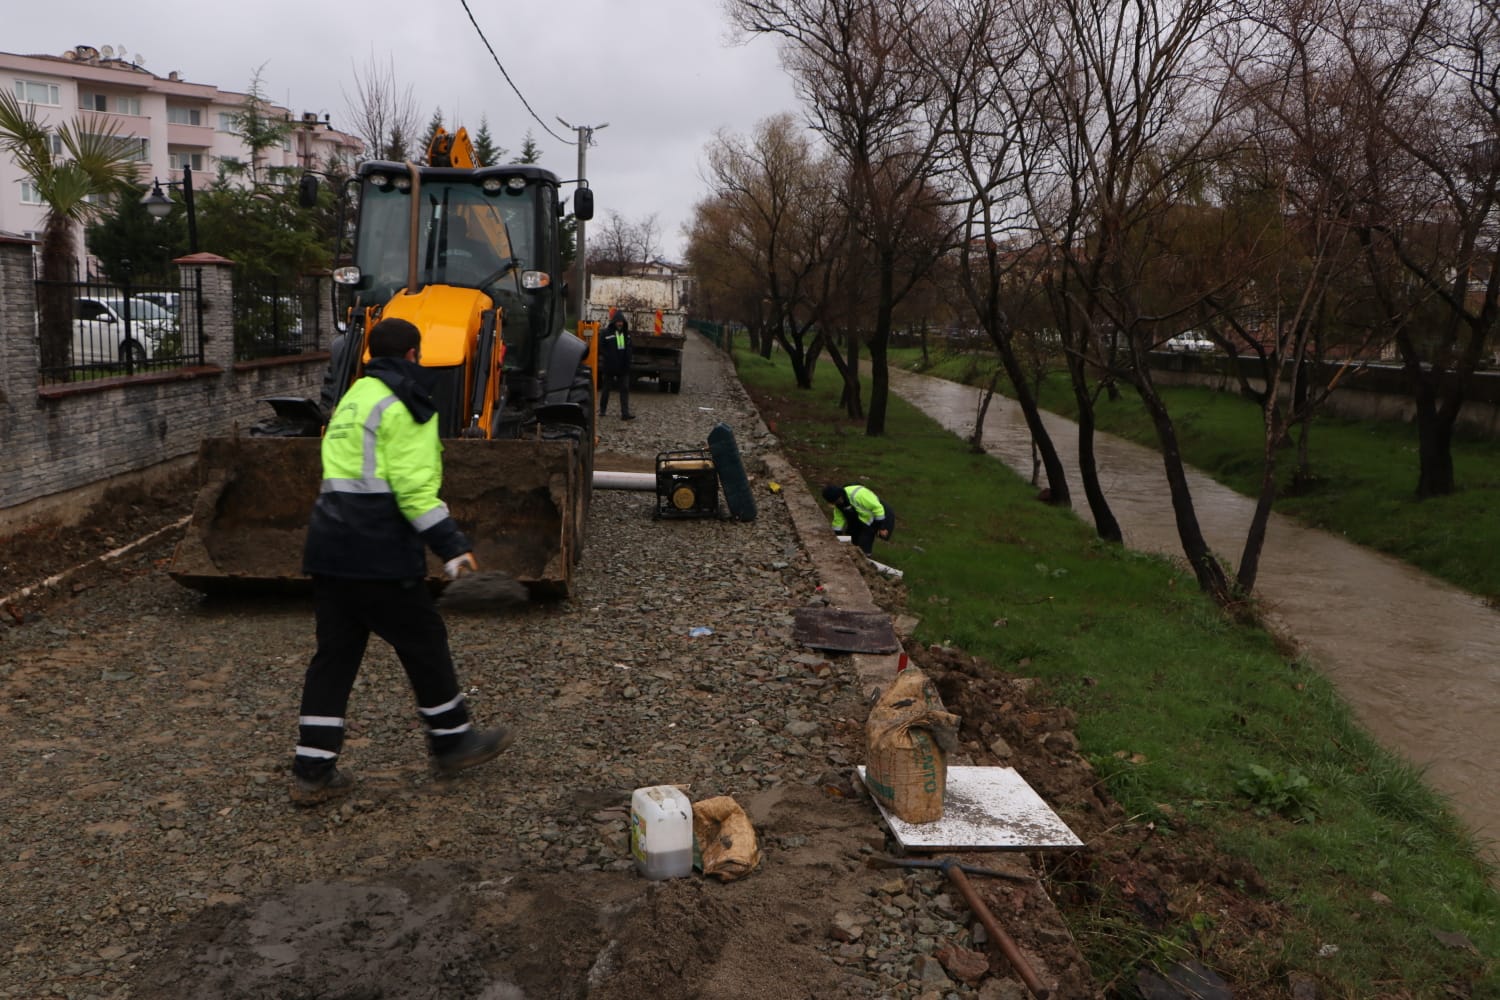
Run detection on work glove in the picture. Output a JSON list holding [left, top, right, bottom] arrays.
[[443, 553, 478, 580]]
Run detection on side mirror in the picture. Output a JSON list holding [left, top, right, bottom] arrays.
[[573, 187, 594, 222], [298, 174, 320, 209]]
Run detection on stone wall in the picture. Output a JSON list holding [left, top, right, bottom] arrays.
[[0, 239, 330, 534]]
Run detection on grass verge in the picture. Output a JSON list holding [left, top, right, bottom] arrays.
[[735, 347, 1498, 997]]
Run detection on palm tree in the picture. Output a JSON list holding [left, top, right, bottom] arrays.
[[0, 91, 140, 369]]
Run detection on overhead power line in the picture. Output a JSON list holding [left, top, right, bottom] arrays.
[[456, 0, 572, 145]]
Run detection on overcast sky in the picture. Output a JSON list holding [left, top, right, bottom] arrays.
[[21, 1, 802, 259]]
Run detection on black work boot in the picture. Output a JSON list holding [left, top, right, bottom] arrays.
[[432, 726, 515, 777], [289, 767, 354, 807]]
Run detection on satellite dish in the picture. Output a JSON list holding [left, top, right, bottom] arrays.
[[101, 45, 115, 59]]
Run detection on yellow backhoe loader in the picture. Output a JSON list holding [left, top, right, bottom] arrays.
[[168, 128, 597, 598]]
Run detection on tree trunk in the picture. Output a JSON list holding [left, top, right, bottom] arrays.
[[1414, 394, 1457, 498], [994, 345, 1069, 507], [867, 332, 889, 437], [865, 263, 895, 436], [37, 224, 79, 373], [1236, 403, 1283, 595], [1068, 354, 1122, 542], [842, 329, 864, 419], [1138, 380, 1235, 605], [969, 370, 1000, 453]]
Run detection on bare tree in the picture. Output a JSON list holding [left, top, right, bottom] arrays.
[[342, 50, 421, 161], [1345, 0, 1498, 498], [917, 0, 1076, 508], [695, 114, 846, 387], [729, 0, 960, 435], [1015, 0, 1253, 604], [587, 211, 663, 276]]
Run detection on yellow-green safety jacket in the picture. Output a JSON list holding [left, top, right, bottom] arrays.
[[302, 357, 471, 579], [830, 484, 888, 532]]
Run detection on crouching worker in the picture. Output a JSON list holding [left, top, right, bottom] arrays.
[[821, 483, 894, 555], [290, 317, 513, 806]]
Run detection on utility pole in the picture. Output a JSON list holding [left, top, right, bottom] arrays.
[[558, 118, 607, 324]]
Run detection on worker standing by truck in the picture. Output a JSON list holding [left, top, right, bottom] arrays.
[[289, 317, 513, 806], [597, 311, 635, 421]]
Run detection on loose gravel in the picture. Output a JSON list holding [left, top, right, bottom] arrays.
[[0, 335, 1093, 1000]]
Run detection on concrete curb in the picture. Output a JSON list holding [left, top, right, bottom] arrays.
[[699, 336, 902, 703]]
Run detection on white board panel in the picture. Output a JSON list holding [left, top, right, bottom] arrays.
[[857, 765, 1084, 852]]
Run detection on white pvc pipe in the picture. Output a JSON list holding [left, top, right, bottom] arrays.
[[593, 470, 657, 491]]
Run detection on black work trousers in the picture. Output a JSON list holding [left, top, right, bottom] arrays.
[[293, 576, 471, 777], [847, 519, 878, 554], [598, 369, 631, 418]]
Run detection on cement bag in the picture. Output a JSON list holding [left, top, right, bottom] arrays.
[[864, 667, 960, 823], [691, 795, 762, 881]]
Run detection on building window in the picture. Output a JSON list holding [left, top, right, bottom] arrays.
[[172, 150, 205, 171], [87, 133, 148, 161], [217, 111, 236, 132], [14, 79, 60, 105], [20, 181, 45, 205], [167, 106, 203, 126], [78, 92, 142, 115]]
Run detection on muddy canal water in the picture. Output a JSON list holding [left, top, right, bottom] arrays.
[[891, 369, 1500, 865]]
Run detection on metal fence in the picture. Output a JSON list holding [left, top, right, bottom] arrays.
[[34, 272, 205, 386], [232, 276, 322, 361]]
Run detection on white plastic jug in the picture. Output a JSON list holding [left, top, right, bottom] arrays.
[[630, 785, 694, 880]]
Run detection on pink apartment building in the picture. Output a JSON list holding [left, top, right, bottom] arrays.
[[1, 43, 360, 250]]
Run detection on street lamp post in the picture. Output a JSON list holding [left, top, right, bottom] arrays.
[[557, 119, 607, 324], [140, 162, 198, 254]]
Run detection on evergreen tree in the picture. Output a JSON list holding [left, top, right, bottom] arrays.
[[226, 68, 291, 184], [87, 185, 186, 284], [384, 123, 409, 162], [473, 116, 505, 167], [420, 107, 444, 163], [518, 131, 542, 165]]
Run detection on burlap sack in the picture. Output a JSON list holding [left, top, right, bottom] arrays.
[[691, 795, 761, 881], [864, 667, 961, 823]]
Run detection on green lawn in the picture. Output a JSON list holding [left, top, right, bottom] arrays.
[[889, 345, 1500, 604], [735, 347, 1498, 998]]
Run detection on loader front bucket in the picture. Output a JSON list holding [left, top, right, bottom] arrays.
[[168, 436, 581, 598]]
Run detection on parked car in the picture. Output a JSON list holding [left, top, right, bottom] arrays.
[[1162, 331, 1215, 353], [72, 296, 177, 365], [135, 291, 180, 315]]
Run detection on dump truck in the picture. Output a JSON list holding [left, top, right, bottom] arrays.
[[168, 128, 597, 599], [587, 274, 687, 393]]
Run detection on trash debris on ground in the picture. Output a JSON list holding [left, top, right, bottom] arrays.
[[692, 795, 762, 881], [792, 607, 899, 654], [630, 785, 695, 880]]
